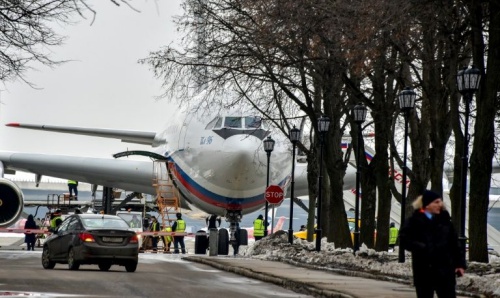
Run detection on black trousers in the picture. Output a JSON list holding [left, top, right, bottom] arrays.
[[414, 269, 457, 298]]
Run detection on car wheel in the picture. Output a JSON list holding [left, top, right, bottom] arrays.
[[67, 248, 80, 270], [98, 262, 112, 271], [41, 246, 55, 269], [125, 261, 137, 272]]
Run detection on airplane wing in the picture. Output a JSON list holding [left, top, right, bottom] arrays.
[[5, 123, 160, 146], [0, 151, 157, 194]]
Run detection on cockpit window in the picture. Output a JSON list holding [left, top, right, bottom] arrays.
[[224, 117, 242, 128], [244, 116, 262, 128], [205, 117, 219, 130], [210, 116, 268, 130], [215, 117, 223, 128]]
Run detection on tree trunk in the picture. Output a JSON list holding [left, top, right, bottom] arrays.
[[468, 0, 500, 263]]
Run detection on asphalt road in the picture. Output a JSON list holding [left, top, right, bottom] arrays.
[[0, 251, 312, 298]]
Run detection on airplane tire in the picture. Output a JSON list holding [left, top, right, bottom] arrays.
[[194, 230, 208, 254], [239, 229, 248, 246], [218, 229, 229, 255]]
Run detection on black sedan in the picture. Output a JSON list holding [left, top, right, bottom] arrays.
[[42, 214, 139, 272]]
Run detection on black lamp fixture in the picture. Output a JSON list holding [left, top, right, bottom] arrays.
[[352, 103, 367, 253], [263, 136, 275, 236], [456, 65, 481, 266], [288, 125, 301, 244], [397, 86, 416, 263], [315, 115, 330, 252]]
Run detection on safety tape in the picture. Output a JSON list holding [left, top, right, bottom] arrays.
[[0, 228, 49, 234], [138, 231, 194, 236], [0, 228, 206, 236]]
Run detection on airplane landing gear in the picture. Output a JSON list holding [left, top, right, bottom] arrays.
[[225, 209, 242, 245], [193, 209, 244, 256]]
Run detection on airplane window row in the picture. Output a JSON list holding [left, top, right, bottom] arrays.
[[205, 116, 267, 130]]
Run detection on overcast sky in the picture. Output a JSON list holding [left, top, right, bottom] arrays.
[[0, 0, 182, 164]]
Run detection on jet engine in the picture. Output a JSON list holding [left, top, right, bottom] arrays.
[[0, 178, 24, 228]]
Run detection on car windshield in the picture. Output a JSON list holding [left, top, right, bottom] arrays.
[[81, 218, 130, 229], [116, 214, 143, 229]]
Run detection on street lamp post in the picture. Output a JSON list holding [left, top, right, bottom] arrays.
[[263, 136, 275, 237], [398, 87, 416, 263], [456, 65, 481, 265], [288, 126, 301, 244], [352, 104, 367, 253], [316, 116, 330, 252]]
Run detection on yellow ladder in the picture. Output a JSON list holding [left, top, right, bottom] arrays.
[[153, 161, 180, 231]]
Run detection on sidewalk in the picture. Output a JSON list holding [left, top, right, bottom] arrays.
[[185, 256, 419, 298]]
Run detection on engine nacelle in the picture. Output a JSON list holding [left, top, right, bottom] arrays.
[[0, 178, 24, 228]]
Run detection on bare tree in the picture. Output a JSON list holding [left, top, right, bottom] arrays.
[[0, 0, 136, 83]]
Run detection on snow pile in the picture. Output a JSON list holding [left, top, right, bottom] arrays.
[[242, 231, 500, 297]]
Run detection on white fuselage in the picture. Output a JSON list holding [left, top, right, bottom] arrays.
[[156, 111, 292, 216]]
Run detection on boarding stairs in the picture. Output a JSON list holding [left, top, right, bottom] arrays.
[[151, 161, 181, 252]]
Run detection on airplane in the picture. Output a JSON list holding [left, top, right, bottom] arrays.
[[0, 103, 374, 254], [0, 106, 301, 252]]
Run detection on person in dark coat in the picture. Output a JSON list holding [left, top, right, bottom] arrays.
[[399, 190, 465, 298], [24, 214, 38, 251], [206, 214, 221, 229], [232, 223, 241, 256]]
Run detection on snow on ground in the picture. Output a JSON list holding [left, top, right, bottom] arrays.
[[241, 231, 500, 297]]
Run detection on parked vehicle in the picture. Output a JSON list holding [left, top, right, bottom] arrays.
[[41, 214, 139, 272], [293, 219, 357, 241], [116, 210, 144, 250]]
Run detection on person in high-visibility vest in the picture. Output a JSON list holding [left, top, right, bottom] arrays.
[[149, 216, 160, 252], [129, 215, 141, 228], [172, 213, 186, 254], [253, 214, 265, 241], [163, 226, 173, 253], [67, 180, 78, 200], [389, 222, 399, 251], [50, 209, 62, 232]]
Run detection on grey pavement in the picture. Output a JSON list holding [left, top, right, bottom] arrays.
[[0, 236, 469, 297], [0, 235, 26, 250], [185, 256, 419, 298]]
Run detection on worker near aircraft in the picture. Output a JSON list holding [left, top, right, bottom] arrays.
[[388, 222, 398, 252], [206, 214, 221, 229], [163, 225, 173, 253], [232, 223, 241, 256], [172, 213, 186, 254], [49, 209, 62, 232], [253, 214, 265, 241], [68, 180, 78, 200], [129, 215, 141, 228], [149, 216, 160, 252]]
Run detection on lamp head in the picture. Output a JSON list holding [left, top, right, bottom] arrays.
[[289, 126, 300, 143], [263, 136, 275, 153], [318, 116, 330, 133], [456, 65, 481, 95], [398, 87, 416, 112], [352, 103, 367, 124]]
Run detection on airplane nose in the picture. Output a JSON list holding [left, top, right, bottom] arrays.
[[218, 135, 267, 191]]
